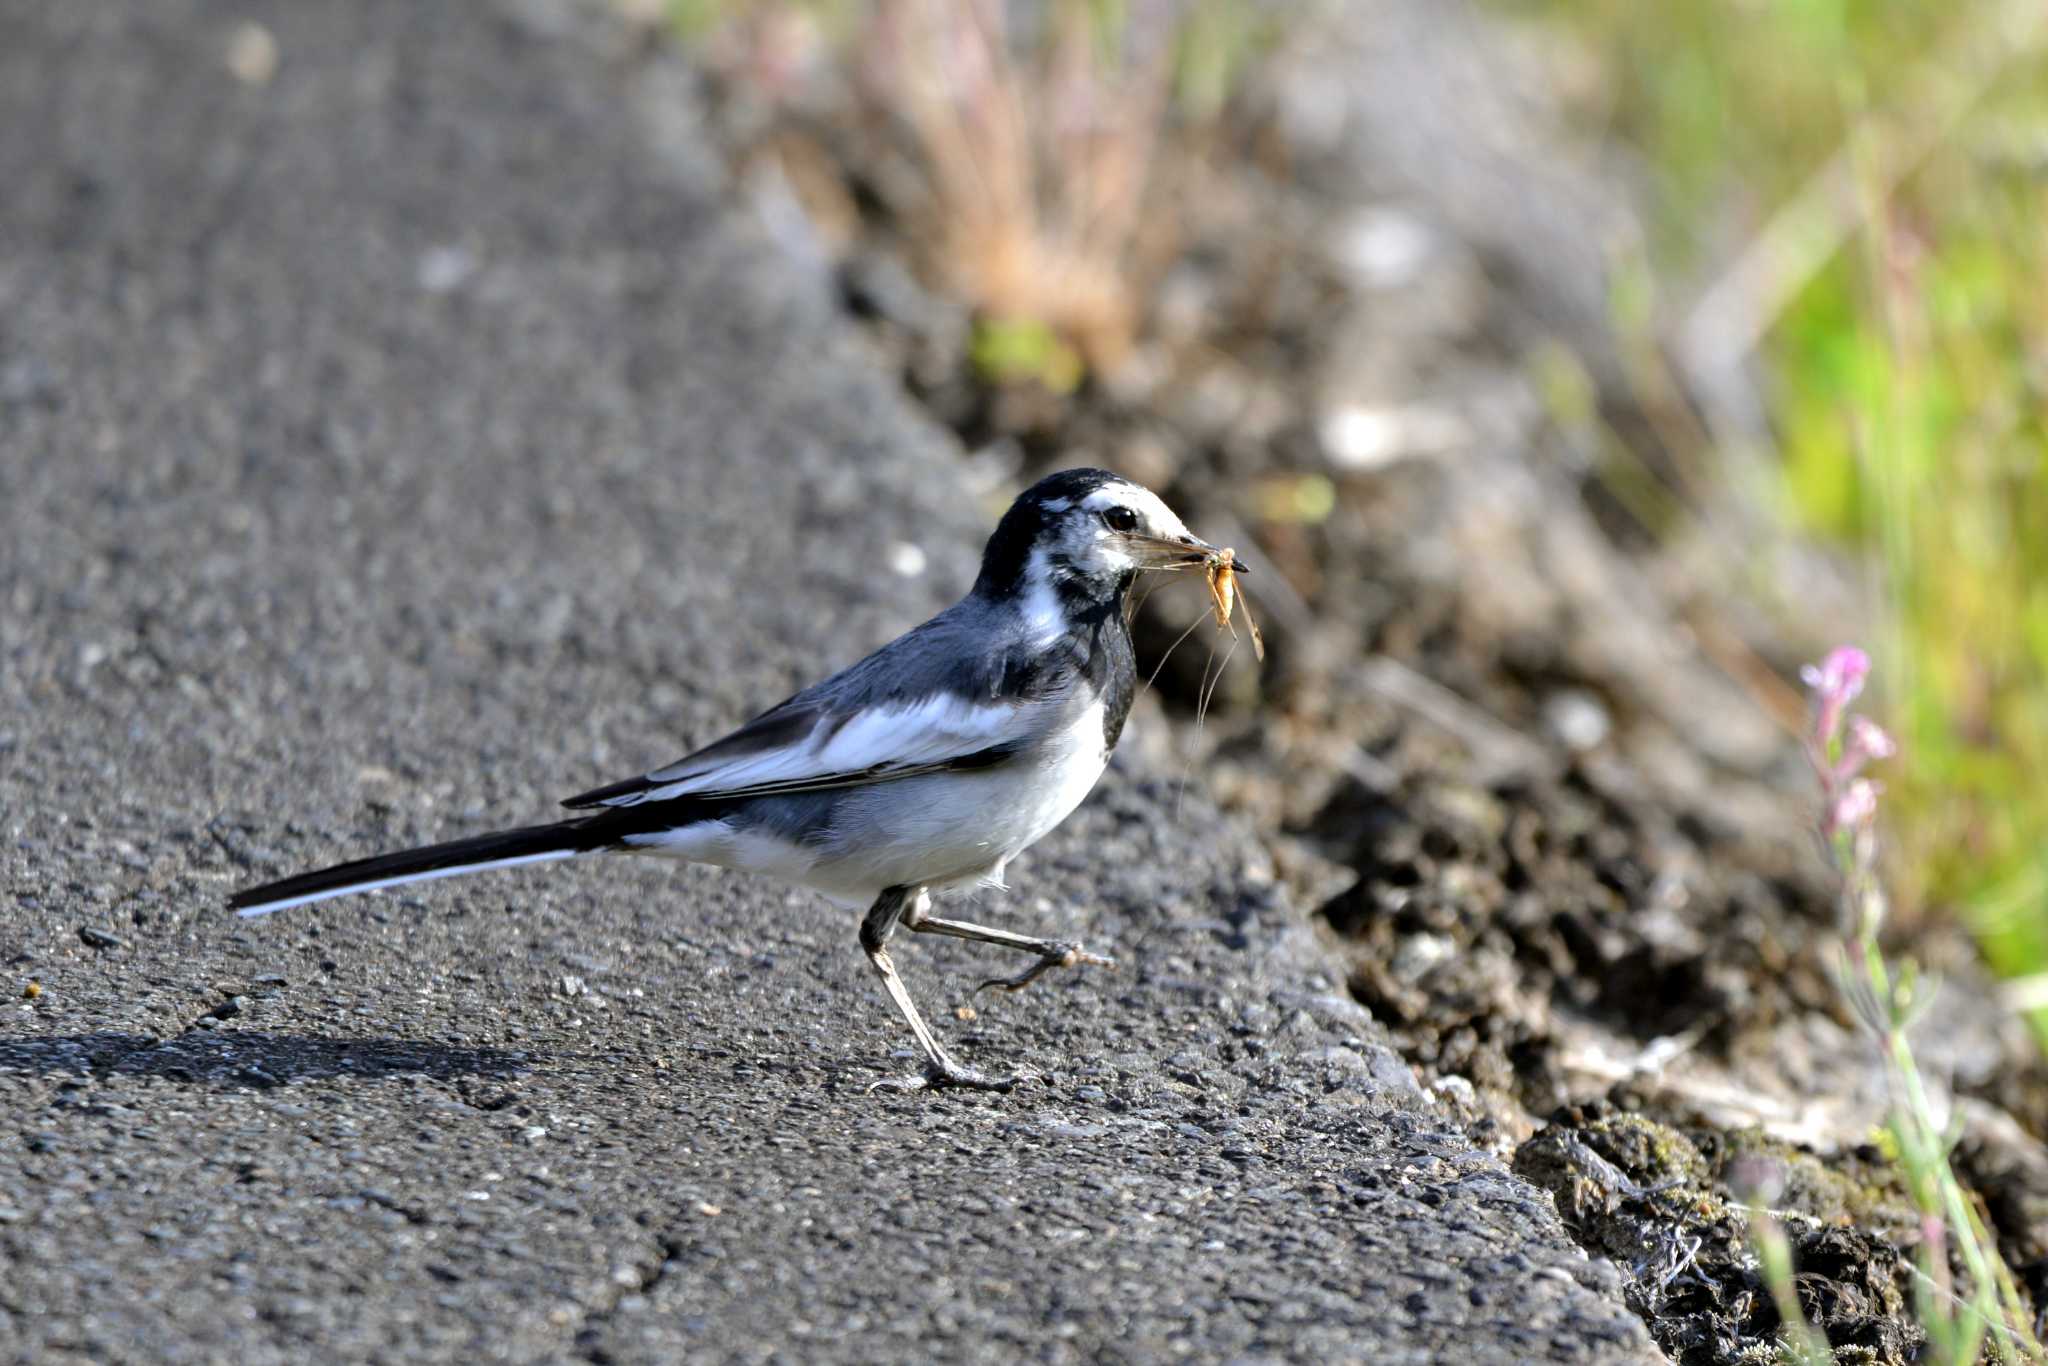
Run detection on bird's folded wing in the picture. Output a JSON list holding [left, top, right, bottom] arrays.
[[561, 693, 1034, 809]]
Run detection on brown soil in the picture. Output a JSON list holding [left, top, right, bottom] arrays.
[[663, 7, 2048, 1359]]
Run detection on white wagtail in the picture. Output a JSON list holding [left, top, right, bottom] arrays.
[[231, 468, 1237, 1090]]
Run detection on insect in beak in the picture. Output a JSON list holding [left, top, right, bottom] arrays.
[[1204, 547, 1265, 662]]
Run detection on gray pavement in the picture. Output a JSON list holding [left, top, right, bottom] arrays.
[[0, 3, 1661, 1361]]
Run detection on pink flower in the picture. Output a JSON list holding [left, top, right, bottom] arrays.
[[1802, 646, 1872, 749], [1843, 716, 1897, 770], [1825, 778, 1883, 837], [1801, 646, 1871, 707]]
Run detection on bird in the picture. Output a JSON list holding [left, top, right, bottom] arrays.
[[229, 468, 1240, 1091]]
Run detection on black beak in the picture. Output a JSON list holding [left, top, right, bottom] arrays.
[[1126, 531, 1246, 573]]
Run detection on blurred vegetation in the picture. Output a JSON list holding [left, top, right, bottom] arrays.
[[662, 0, 2048, 1026], [1515, 0, 2048, 1018], [663, 0, 1269, 385]]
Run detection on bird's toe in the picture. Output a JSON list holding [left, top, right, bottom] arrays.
[[977, 942, 1115, 993]]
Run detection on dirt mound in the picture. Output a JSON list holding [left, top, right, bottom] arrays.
[[666, 0, 2048, 1354]]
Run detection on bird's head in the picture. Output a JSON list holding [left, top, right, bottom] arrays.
[[971, 468, 1232, 611]]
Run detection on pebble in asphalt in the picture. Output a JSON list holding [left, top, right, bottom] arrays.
[[0, 2, 1663, 1361]]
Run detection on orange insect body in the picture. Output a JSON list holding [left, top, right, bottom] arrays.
[[1204, 548, 1265, 662], [1207, 556, 1235, 630]]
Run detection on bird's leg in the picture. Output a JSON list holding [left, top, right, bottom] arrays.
[[899, 889, 1115, 994], [860, 886, 1023, 1093]]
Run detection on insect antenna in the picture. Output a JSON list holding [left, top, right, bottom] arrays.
[[1127, 571, 1166, 627], [1196, 633, 1238, 732], [1143, 606, 1207, 697], [1236, 583, 1265, 663], [1175, 633, 1238, 821]]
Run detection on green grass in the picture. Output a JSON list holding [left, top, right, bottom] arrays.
[[1510, 0, 2048, 1028]]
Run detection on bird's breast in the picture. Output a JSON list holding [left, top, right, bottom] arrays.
[[1005, 693, 1115, 850]]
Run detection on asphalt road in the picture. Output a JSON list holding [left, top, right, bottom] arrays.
[[0, 3, 1661, 1361]]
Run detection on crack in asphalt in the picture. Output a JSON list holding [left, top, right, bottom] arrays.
[[572, 1232, 686, 1363]]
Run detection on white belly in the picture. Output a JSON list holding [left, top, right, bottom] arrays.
[[822, 695, 1111, 900], [622, 697, 1112, 908]]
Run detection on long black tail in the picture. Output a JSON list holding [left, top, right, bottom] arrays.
[[228, 818, 606, 918]]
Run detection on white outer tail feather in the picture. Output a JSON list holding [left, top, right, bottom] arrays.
[[232, 848, 585, 918]]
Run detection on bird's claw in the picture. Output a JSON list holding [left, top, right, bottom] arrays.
[[977, 943, 1115, 994]]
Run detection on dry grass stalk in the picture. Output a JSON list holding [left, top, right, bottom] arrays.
[[864, 0, 1180, 375]]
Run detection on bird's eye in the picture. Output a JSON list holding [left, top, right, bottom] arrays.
[[1101, 506, 1139, 533]]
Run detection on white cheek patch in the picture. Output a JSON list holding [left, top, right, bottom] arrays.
[[1017, 546, 1067, 644], [1056, 518, 1137, 577]]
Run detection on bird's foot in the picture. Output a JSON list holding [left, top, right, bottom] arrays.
[[868, 1057, 1037, 1094], [977, 942, 1115, 994]]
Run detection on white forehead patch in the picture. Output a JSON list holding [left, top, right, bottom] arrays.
[[1081, 483, 1187, 537]]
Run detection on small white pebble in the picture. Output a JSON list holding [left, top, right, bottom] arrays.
[[225, 22, 278, 87], [1319, 403, 1469, 471], [1331, 207, 1435, 290], [1543, 689, 1611, 752], [417, 245, 476, 294], [885, 541, 927, 578]]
